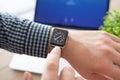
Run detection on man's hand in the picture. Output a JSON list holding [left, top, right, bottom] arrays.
[[62, 30, 120, 80], [23, 47, 83, 80]]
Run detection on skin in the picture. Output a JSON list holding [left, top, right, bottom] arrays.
[[24, 30, 120, 80], [61, 30, 120, 80], [23, 47, 83, 80]]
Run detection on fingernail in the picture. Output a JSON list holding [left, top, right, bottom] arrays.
[[54, 46, 60, 50], [52, 46, 61, 53]]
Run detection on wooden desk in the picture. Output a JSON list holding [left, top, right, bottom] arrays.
[[0, 49, 41, 80]]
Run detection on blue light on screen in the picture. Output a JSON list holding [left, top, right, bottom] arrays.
[[34, 0, 109, 29]]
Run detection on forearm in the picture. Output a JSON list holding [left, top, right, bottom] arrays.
[[0, 12, 51, 58]]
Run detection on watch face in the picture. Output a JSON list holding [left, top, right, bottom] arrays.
[[50, 29, 68, 47]]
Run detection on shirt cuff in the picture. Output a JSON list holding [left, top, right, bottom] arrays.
[[25, 22, 51, 58]]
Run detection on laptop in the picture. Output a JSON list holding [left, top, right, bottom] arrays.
[[34, 0, 109, 30]]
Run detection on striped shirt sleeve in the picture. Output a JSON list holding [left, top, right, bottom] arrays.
[[0, 12, 51, 58]]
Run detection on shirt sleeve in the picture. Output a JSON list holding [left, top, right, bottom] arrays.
[[0, 12, 51, 58]]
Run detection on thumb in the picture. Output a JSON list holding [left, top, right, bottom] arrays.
[[41, 46, 61, 80], [23, 72, 33, 80], [47, 46, 61, 61]]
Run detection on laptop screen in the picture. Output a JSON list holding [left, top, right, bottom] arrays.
[[34, 0, 109, 29]]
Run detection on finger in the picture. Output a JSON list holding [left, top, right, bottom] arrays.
[[77, 70, 110, 80], [109, 49, 120, 66], [47, 46, 61, 63], [75, 77, 84, 80], [106, 38, 120, 53], [106, 32, 120, 43], [23, 72, 33, 80], [60, 66, 75, 80], [95, 48, 120, 80], [104, 46, 120, 66], [111, 41, 120, 52], [99, 63, 120, 80], [41, 46, 61, 80], [87, 73, 110, 80]]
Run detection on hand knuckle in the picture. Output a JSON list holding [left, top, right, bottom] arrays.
[[93, 62, 108, 72], [101, 31, 109, 36], [99, 45, 112, 55], [99, 35, 111, 45]]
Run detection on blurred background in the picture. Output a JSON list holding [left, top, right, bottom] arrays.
[[0, 0, 120, 21], [0, 0, 36, 20]]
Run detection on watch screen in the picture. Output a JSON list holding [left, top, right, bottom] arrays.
[[50, 29, 68, 47]]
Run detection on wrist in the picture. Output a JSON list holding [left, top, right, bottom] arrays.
[[61, 30, 83, 61], [61, 30, 74, 58]]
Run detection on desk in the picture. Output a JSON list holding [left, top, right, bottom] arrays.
[[0, 49, 41, 80]]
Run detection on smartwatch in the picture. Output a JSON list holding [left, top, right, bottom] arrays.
[[50, 28, 69, 49]]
